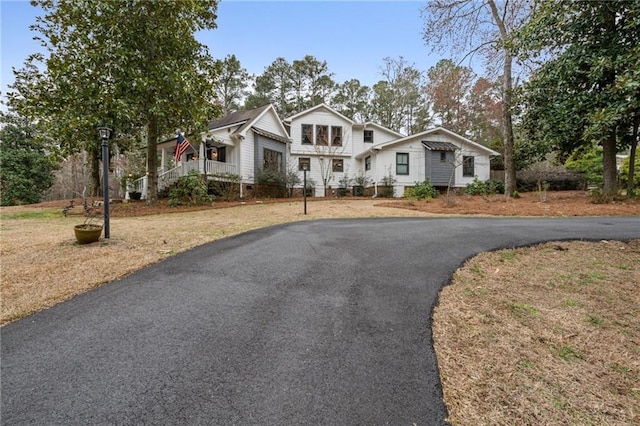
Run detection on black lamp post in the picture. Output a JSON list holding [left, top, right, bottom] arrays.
[[98, 126, 112, 239], [302, 163, 309, 215]]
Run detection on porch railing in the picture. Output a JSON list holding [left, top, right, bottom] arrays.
[[205, 160, 237, 175], [129, 161, 237, 199]]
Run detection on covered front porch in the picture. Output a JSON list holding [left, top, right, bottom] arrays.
[[129, 138, 238, 200]]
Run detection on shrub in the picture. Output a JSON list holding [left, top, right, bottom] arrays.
[[168, 170, 212, 207], [464, 177, 505, 196], [406, 179, 437, 200], [208, 173, 241, 201]]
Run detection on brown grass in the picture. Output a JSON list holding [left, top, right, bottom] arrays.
[[434, 240, 640, 425], [1, 194, 639, 424]]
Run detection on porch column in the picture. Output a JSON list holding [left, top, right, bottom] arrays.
[[199, 143, 206, 174], [161, 149, 167, 172]]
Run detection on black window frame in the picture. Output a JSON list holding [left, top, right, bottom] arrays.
[[396, 152, 409, 175], [316, 125, 328, 146], [440, 152, 447, 163], [364, 130, 374, 143], [263, 148, 283, 172], [298, 157, 311, 172], [331, 126, 342, 146], [462, 155, 475, 177], [332, 158, 344, 173], [301, 124, 313, 145]]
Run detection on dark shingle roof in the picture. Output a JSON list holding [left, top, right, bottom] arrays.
[[422, 140, 458, 151], [208, 105, 271, 131]]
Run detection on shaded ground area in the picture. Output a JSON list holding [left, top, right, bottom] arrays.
[[28, 190, 640, 217]]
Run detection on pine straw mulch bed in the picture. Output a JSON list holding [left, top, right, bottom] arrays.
[[434, 239, 640, 425]]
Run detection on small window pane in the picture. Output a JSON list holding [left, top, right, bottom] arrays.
[[331, 126, 342, 146], [396, 153, 409, 175], [316, 125, 328, 145], [365, 156, 371, 171], [302, 124, 313, 144], [463, 156, 474, 177], [332, 159, 344, 172], [364, 130, 374, 143], [299, 157, 311, 171]]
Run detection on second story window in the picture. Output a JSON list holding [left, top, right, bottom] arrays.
[[331, 126, 342, 146], [302, 124, 313, 145], [364, 130, 374, 143], [316, 125, 328, 145]]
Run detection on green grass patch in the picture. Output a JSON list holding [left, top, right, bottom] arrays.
[[500, 251, 517, 261], [2, 210, 63, 220], [550, 345, 585, 362], [507, 302, 540, 317]]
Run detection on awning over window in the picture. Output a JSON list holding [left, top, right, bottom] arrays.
[[253, 127, 290, 144], [422, 141, 458, 151]]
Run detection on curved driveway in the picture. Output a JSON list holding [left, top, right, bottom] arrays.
[[2, 217, 639, 425]]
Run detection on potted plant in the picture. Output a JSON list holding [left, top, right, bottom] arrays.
[[74, 216, 103, 245]]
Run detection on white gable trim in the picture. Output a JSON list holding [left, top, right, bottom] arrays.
[[370, 127, 500, 156], [236, 104, 290, 141], [284, 103, 355, 125]]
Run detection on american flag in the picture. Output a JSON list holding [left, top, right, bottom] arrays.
[[174, 133, 191, 162]]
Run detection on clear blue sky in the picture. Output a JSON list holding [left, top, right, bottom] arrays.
[[1, 0, 445, 105]]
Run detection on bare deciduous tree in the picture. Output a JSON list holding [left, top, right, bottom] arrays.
[[422, 0, 532, 196]]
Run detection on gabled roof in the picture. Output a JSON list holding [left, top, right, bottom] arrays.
[[208, 104, 271, 131], [371, 127, 500, 156], [284, 103, 355, 125], [353, 121, 405, 138], [207, 104, 291, 142]]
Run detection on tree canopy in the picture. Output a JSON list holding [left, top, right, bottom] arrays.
[[518, 0, 640, 194], [7, 0, 221, 202]]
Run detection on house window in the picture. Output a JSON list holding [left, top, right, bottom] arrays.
[[316, 125, 328, 145], [331, 126, 342, 146], [364, 130, 374, 143], [440, 152, 447, 163], [264, 148, 283, 172], [463, 156, 475, 177], [332, 158, 344, 173], [365, 156, 371, 171], [396, 153, 409, 175], [299, 157, 311, 171], [302, 124, 313, 145]]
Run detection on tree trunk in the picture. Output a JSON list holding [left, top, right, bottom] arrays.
[[146, 118, 159, 204], [487, 0, 517, 197], [602, 131, 618, 195], [627, 115, 638, 194], [91, 147, 100, 197], [501, 53, 517, 197]]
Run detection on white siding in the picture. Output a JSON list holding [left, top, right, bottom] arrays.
[[254, 109, 285, 135], [241, 132, 255, 183]]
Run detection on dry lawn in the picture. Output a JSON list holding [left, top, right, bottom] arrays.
[[1, 193, 639, 424], [435, 240, 640, 425]]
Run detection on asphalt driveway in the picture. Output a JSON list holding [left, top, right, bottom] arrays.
[[2, 217, 638, 425]]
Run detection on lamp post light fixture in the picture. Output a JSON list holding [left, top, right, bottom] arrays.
[[98, 126, 112, 239], [302, 163, 309, 215]]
